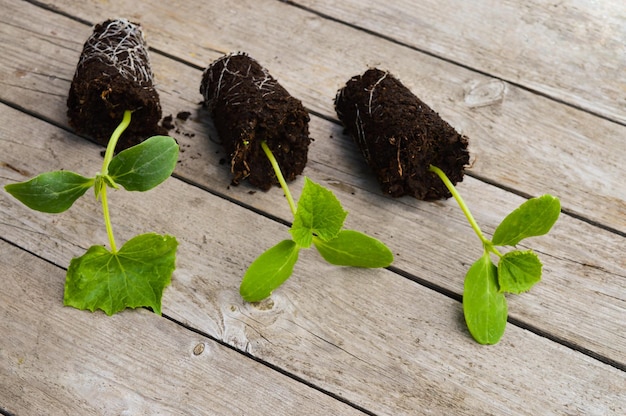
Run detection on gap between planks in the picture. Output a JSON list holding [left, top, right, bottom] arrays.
[[1, 0, 620, 366], [1, 104, 624, 414], [7, 0, 626, 234]]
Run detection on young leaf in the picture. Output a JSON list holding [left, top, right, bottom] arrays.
[[108, 136, 179, 192], [492, 194, 561, 246], [240, 240, 300, 302], [290, 178, 347, 248], [463, 254, 508, 345], [5, 171, 93, 213], [497, 250, 542, 294], [312, 230, 393, 267], [64, 233, 178, 316]]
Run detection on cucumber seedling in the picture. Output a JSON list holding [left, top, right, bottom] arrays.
[[335, 68, 561, 344], [239, 141, 394, 302], [5, 111, 179, 315], [429, 166, 560, 344]]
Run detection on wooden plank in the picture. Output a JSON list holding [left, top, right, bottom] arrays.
[[1, 104, 624, 415], [0, 1, 624, 364], [3, 0, 625, 235], [293, 0, 626, 124], [0, 241, 366, 416], [1, 99, 624, 369]]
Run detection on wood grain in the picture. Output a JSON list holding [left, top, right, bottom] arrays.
[[1, 103, 624, 415], [3, 0, 624, 234], [0, 240, 367, 416], [1, 0, 625, 414], [0, 0, 623, 363], [293, 0, 626, 124]]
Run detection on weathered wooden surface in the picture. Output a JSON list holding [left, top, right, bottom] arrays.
[[5, 0, 625, 234], [1, 0, 624, 415], [0, 240, 366, 416], [2, 103, 624, 414], [294, 0, 626, 124]]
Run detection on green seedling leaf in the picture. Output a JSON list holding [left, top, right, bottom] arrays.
[[492, 194, 561, 246], [463, 254, 508, 345], [64, 233, 177, 316], [313, 230, 393, 267], [290, 178, 348, 248], [5, 171, 93, 213], [498, 250, 542, 294], [429, 166, 561, 344], [240, 240, 300, 302], [108, 136, 179, 192]]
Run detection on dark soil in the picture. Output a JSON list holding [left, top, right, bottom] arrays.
[[67, 19, 166, 151], [176, 111, 191, 121], [335, 68, 469, 200], [161, 115, 175, 130], [200, 53, 311, 190]]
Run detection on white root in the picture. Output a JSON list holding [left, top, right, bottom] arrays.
[[77, 19, 154, 86], [201, 52, 278, 110], [366, 71, 388, 115]]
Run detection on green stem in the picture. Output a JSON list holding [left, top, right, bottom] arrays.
[[101, 110, 132, 175], [261, 141, 297, 217], [100, 184, 117, 253], [428, 165, 494, 251], [98, 110, 132, 253]]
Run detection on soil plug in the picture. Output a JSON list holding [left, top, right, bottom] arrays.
[[200, 52, 311, 190], [67, 19, 167, 150], [335, 68, 469, 200]]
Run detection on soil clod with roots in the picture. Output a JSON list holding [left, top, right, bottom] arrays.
[[200, 52, 311, 190], [67, 19, 166, 150], [335, 68, 470, 200]]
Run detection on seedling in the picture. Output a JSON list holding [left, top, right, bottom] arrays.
[[429, 165, 560, 344], [335, 69, 561, 344], [5, 111, 179, 315], [239, 142, 394, 302]]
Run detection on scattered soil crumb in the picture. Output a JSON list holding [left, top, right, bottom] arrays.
[[176, 111, 192, 121], [162, 114, 175, 130]]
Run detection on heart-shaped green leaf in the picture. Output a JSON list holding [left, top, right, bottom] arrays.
[[108, 136, 179, 192], [492, 194, 561, 246], [64, 233, 177, 315], [497, 250, 542, 294], [5, 171, 94, 213], [463, 254, 508, 345], [313, 230, 393, 267], [290, 178, 347, 248], [240, 240, 300, 302]]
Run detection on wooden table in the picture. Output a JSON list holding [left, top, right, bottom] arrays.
[[1, 1, 624, 414]]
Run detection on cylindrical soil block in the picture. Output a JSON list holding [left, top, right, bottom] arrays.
[[67, 19, 166, 150], [200, 53, 311, 190], [335, 68, 469, 200]]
